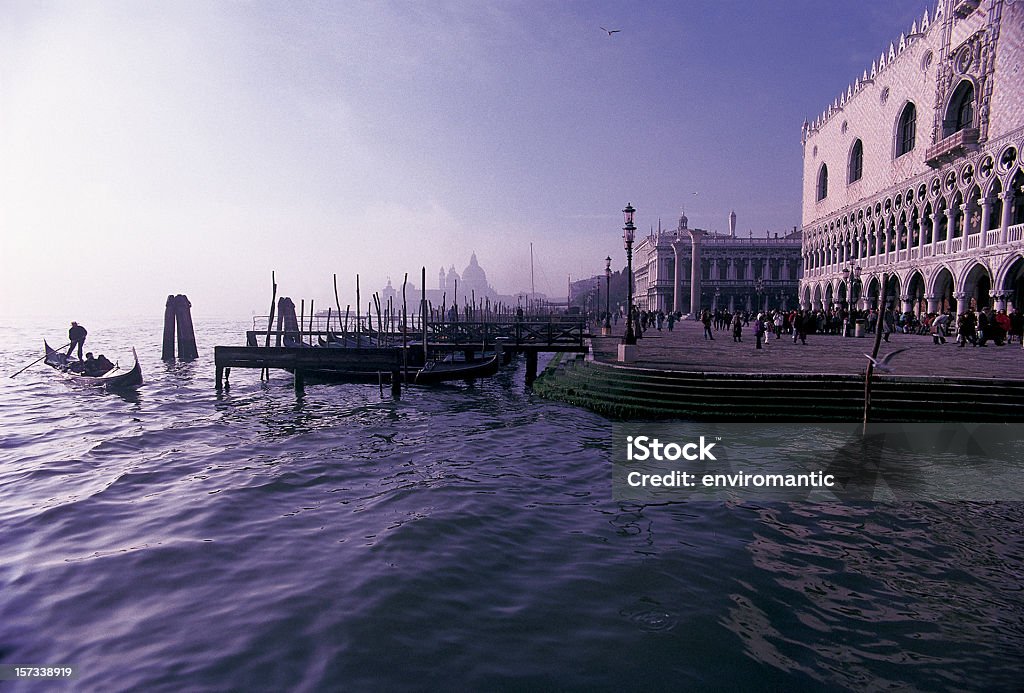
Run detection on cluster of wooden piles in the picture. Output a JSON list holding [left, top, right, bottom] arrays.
[[215, 270, 506, 395]]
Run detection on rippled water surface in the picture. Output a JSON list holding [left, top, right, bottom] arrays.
[[1, 319, 1022, 691]]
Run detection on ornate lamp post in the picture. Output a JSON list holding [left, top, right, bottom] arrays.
[[603, 256, 612, 334], [714, 287, 721, 311], [755, 278, 764, 313], [623, 203, 637, 344]]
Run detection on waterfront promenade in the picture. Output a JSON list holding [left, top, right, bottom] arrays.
[[590, 320, 1024, 380], [537, 319, 1024, 420]]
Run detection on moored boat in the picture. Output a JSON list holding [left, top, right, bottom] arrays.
[[298, 353, 501, 385], [413, 353, 500, 385], [44, 341, 144, 390]]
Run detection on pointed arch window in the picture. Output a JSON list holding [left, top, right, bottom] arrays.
[[944, 80, 975, 138], [896, 103, 916, 157], [817, 164, 829, 201], [848, 139, 864, 183]]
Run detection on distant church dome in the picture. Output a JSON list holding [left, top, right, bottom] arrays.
[[462, 253, 487, 287]]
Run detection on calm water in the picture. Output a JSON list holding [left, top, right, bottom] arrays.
[[1, 318, 1022, 691]]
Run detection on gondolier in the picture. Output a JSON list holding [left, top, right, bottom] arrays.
[[44, 341, 143, 390], [67, 321, 88, 360]]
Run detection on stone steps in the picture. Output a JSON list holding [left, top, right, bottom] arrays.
[[535, 354, 1024, 421]]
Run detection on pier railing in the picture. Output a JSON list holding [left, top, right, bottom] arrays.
[[246, 316, 587, 351], [426, 319, 586, 349]]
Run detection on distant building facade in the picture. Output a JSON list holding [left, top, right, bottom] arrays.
[[633, 211, 803, 315], [800, 0, 1024, 314]]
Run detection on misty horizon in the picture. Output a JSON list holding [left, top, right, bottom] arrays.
[[2, 1, 930, 321]]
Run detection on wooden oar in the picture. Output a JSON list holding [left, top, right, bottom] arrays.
[[9, 342, 70, 378]]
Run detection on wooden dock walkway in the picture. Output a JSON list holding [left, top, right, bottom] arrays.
[[216, 316, 590, 394]]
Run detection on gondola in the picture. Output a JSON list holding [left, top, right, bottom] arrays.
[[297, 353, 500, 385], [43, 341, 144, 390], [412, 353, 500, 385], [317, 332, 382, 348]]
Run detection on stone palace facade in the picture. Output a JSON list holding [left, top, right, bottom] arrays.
[[799, 0, 1024, 315], [633, 211, 803, 316]]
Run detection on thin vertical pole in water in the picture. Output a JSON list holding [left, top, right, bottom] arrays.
[[308, 299, 314, 345], [265, 272, 277, 348], [374, 293, 383, 347], [333, 274, 343, 336], [402, 273, 409, 381], [356, 274, 361, 348], [276, 298, 284, 347], [422, 266, 428, 362], [299, 299, 305, 347], [530, 242, 535, 304], [263, 271, 277, 380]]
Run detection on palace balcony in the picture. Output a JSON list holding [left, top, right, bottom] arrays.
[[925, 128, 979, 168]]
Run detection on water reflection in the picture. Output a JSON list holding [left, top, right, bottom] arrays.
[[723, 501, 1024, 690]]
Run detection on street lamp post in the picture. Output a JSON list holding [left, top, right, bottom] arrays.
[[755, 278, 764, 313], [714, 287, 721, 312], [842, 263, 862, 336], [603, 256, 612, 334], [842, 264, 862, 312], [623, 203, 637, 345]]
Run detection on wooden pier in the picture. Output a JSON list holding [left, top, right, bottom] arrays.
[[216, 316, 589, 395]]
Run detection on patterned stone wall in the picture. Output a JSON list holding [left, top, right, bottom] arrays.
[[798, 0, 1024, 313]]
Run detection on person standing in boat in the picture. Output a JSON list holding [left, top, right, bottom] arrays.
[[67, 321, 87, 360]]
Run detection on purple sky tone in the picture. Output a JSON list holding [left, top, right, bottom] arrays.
[[1, 1, 930, 318]]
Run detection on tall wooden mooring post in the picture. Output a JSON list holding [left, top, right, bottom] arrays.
[[162, 294, 199, 360]]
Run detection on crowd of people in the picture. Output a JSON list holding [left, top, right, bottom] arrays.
[[618, 305, 1024, 350]]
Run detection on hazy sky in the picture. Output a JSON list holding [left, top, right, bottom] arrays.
[[1, 0, 930, 319]]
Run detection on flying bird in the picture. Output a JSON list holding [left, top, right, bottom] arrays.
[[600, 27, 621, 36], [864, 348, 908, 373]]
